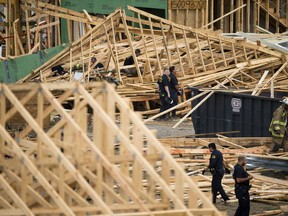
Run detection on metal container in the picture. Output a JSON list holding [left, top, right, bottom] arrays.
[[190, 88, 284, 137]]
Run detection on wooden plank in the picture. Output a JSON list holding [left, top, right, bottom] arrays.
[[0, 91, 5, 166], [195, 32, 206, 72], [148, 16, 162, 75], [171, 24, 185, 75], [6, 0, 11, 57], [265, 0, 269, 30], [252, 70, 269, 95], [250, 173, 288, 187], [247, 0, 251, 32], [0, 209, 24, 216], [219, 37, 228, 67], [5, 169, 52, 208], [121, 11, 143, 83], [207, 36, 216, 70], [182, 28, 195, 74], [160, 20, 172, 68]]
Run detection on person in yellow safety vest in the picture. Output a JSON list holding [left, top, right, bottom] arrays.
[[269, 97, 288, 152]]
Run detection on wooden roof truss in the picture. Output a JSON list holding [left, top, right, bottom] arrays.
[[0, 82, 223, 215]]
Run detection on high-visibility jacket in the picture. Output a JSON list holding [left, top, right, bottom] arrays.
[[269, 105, 288, 138]]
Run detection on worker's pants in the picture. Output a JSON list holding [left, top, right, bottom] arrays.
[[159, 95, 170, 119], [170, 90, 178, 117], [271, 137, 288, 152], [235, 187, 250, 216], [211, 172, 229, 203]]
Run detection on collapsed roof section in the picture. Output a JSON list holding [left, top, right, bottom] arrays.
[[0, 82, 222, 215], [19, 4, 286, 88]]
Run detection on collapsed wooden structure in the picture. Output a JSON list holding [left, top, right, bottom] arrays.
[[0, 82, 223, 215], [1, 0, 288, 58], [20, 5, 287, 85], [7, 3, 286, 117]]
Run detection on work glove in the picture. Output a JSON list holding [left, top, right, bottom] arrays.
[[201, 169, 206, 175], [225, 167, 231, 174]]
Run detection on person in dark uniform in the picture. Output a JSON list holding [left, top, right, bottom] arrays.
[[91, 57, 104, 70], [233, 155, 253, 216], [51, 64, 66, 76], [169, 66, 181, 118], [122, 49, 142, 76], [157, 68, 172, 120], [206, 143, 229, 204]]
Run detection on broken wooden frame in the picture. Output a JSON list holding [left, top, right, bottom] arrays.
[[0, 82, 223, 215], [14, 5, 288, 120]]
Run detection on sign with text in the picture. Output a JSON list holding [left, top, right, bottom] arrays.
[[169, 0, 206, 10], [231, 98, 242, 113]]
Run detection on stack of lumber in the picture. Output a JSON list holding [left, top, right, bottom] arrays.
[[159, 136, 288, 215], [0, 82, 224, 216]]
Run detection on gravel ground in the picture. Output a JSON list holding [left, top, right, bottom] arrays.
[[145, 117, 194, 139], [216, 201, 288, 216]]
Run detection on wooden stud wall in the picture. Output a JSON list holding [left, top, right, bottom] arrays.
[[168, 0, 288, 33]]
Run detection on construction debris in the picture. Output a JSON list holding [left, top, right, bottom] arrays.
[[0, 1, 288, 215], [159, 136, 288, 214], [4, 2, 285, 118]]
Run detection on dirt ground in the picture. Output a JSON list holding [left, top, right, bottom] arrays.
[[145, 118, 288, 216], [216, 201, 288, 216], [145, 117, 194, 139]]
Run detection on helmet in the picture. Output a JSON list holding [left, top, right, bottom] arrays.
[[281, 98, 288, 106], [164, 97, 173, 105]]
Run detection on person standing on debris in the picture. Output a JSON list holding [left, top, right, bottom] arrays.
[[157, 68, 173, 120], [204, 143, 230, 204], [122, 49, 142, 76], [269, 97, 288, 153], [233, 155, 253, 216], [169, 66, 182, 118], [91, 57, 104, 70], [51, 65, 66, 77]]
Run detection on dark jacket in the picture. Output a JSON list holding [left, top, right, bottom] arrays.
[[209, 149, 224, 174]]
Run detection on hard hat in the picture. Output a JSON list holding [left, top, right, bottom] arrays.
[[281, 98, 288, 105]]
